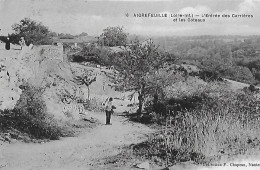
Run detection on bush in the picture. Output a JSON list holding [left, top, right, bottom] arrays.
[[69, 45, 113, 65], [10, 18, 54, 45], [224, 66, 255, 84], [0, 85, 72, 140], [84, 97, 104, 112], [82, 43, 99, 56], [99, 26, 128, 47], [164, 77, 208, 99], [134, 85, 260, 166], [142, 77, 209, 124], [198, 70, 223, 81]]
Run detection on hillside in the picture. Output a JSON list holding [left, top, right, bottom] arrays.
[[0, 43, 153, 170], [1, 42, 260, 170]]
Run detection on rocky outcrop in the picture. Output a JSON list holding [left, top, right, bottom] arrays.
[[0, 62, 22, 110], [0, 45, 86, 120]]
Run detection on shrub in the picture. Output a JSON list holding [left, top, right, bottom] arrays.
[[69, 45, 112, 65], [198, 70, 223, 82], [224, 66, 255, 84], [99, 26, 128, 47], [10, 18, 54, 45], [84, 97, 104, 112], [0, 85, 72, 140], [143, 77, 217, 121], [164, 77, 208, 99], [82, 43, 99, 56], [134, 86, 260, 166]]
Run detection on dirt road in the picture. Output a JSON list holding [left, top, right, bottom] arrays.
[[0, 110, 154, 170]]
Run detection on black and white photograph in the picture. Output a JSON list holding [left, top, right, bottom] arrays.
[[1, 0, 260, 169]]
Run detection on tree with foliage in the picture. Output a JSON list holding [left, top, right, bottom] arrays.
[[58, 33, 74, 39], [10, 18, 54, 45], [77, 32, 88, 37], [225, 66, 255, 83], [74, 75, 96, 100], [201, 45, 233, 75], [99, 26, 128, 47], [114, 39, 176, 115]]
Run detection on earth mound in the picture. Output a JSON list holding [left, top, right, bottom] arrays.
[[0, 45, 87, 120]]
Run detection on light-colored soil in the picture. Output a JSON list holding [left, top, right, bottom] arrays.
[[0, 109, 154, 170], [0, 47, 150, 170]]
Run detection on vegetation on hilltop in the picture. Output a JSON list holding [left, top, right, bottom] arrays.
[[9, 18, 54, 45], [152, 35, 260, 85], [98, 26, 128, 47]]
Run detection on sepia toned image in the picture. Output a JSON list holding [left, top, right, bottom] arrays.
[[1, 0, 260, 169]]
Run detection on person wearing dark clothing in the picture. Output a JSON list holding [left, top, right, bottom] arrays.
[[5, 37, 10, 50], [106, 110, 112, 125], [105, 97, 114, 125]]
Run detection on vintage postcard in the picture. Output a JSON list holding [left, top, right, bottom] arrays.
[[1, 0, 260, 169]]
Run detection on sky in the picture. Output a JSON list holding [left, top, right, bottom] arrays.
[[0, 0, 260, 36]]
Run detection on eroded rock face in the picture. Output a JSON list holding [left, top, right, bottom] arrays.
[[0, 62, 22, 110], [0, 45, 85, 120]]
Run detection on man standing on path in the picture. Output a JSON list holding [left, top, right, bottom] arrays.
[[105, 97, 114, 125]]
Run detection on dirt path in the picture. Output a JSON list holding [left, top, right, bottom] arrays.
[[0, 59, 154, 170], [0, 111, 154, 170]]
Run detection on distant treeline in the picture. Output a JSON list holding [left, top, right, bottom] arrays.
[[147, 35, 260, 85]]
